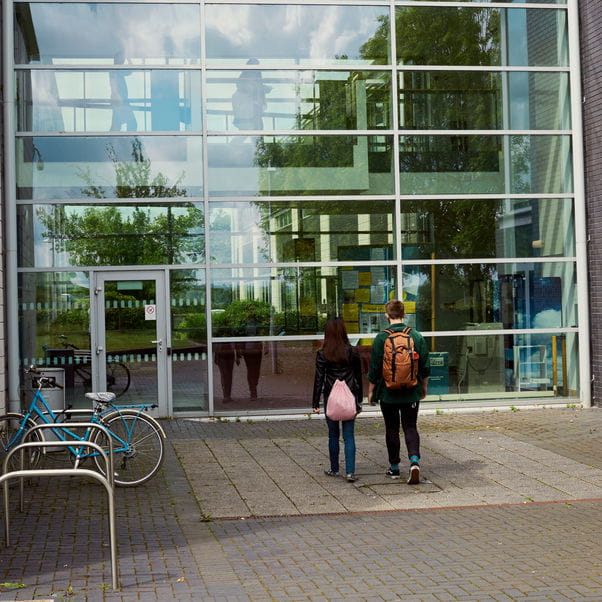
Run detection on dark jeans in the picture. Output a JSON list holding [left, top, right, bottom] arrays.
[[325, 416, 356, 474], [380, 401, 420, 465]]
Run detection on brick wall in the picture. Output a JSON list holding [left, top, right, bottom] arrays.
[[580, 1, 602, 405]]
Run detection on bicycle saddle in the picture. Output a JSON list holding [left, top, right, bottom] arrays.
[[85, 392, 117, 403]]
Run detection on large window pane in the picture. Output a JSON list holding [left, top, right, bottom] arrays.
[[424, 332, 577, 403], [402, 261, 576, 334], [212, 340, 342, 412], [16, 136, 203, 200], [205, 4, 390, 66], [17, 70, 202, 132], [18, 203, 205, 268], [208, 135, 394, 196], [170, 270, 208, 412], [400, 198, 575, 260], [207, 70, 392, 131], [395, 7, 568, 67], [211, 266, 396, 336], [399, 71, 570, 130], [15, 3, 201, 65], [209, 200, 394, 264], [18, 271, 91, 406], [398, 135, 572, 195]]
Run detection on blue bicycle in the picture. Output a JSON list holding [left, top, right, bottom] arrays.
[[0, 366, 166, 487]]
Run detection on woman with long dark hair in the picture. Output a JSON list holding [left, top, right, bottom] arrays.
[[312, 317, 363, 482]]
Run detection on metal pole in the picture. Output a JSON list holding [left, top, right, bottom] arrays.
[[2, 0, 21, 413], [567, 0, 591, 407]]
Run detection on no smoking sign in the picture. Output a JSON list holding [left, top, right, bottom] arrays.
[[144, 304, 157, 321]]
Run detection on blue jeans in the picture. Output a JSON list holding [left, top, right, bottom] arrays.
[[325, 416, 356, 474]]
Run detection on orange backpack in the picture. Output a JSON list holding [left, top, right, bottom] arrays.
[[382, 327, 420, 390]]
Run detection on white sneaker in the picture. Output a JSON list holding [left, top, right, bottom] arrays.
[[408, 464, 420, 485]]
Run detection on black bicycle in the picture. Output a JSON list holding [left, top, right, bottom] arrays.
[[43, 335, 131, 398]]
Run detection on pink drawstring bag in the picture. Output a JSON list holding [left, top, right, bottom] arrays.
[[325, 379, 356, 421]]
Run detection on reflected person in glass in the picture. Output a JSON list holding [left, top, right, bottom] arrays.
[[231, 59, 271, 134], [110, 51, 137, 131], [214, 341, 237, 402], [235, 319, 268, 399], [312, 317, 363, 483]]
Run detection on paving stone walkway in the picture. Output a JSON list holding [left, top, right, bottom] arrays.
[[0, 406, 601, 600]]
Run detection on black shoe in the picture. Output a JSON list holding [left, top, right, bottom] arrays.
[[324, 469, 340, 477], [346, 473, 357, 482], [408, 464, 420, 485], [385, 468, 400, 479]]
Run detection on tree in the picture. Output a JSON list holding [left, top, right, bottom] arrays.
[[38, 138, 204, 266]]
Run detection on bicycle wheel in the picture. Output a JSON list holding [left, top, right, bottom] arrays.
[[0, 413, 42, 473], [106, 362, 130, 398], [92, 409, 164, 487]]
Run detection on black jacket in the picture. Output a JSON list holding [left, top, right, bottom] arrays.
[[312, 345, 363, 412]]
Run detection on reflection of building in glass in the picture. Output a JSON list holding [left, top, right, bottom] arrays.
[[2, 1, 599, 416]]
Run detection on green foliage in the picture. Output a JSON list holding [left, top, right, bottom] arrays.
[[176, 312, 207, 343], [393, 7, 500, 66], [212, 300, 273, 336]]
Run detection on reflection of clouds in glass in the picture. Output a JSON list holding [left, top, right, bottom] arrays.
[[205, 5, 255, 46], [29, 4, 200, 62], [206, 5, 386, 62], [310, 8, 346, 60], [533, 309, 561, 329]]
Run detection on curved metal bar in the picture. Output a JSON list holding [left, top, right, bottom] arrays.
[[0, 463, 118, 590], [8, 439, 113, 512], [22, 422, 115, 487]]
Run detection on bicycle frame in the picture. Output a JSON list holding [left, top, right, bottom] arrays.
[[11, 385, 161, 463]]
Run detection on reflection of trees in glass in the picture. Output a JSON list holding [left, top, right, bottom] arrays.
[[403, 199, 500, 259], [393, 7, 500, 66], [294, 72, 391, 131], [80, 139, 187, 199], [250, 200, 392, 263], [213, 300, 272, 337], [254, 136, 353, 168], [403, 199, 501, 332], [363, 8, 502, 174], [38, 139, 204, 266]]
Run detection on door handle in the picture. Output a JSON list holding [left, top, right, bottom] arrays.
[[151, 339, 162, 345]]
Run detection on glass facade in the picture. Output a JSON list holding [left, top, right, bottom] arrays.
[[7, 0, 582, 416]]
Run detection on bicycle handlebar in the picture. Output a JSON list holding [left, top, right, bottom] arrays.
[[26, 365, 64, 389]]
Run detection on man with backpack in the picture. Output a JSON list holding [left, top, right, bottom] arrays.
[[367, 299, 430, 484]]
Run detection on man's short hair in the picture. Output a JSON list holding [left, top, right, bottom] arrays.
[[385, 299, 405, 319]]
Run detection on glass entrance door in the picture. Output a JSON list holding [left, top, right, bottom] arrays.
[[92, 271, 168, 414]]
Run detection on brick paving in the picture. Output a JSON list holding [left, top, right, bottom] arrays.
[[0, 406, 600, 600]]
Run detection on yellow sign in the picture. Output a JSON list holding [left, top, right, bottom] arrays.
[[361, 304, 385, 313], [342, 303, 359, 321], [358, 272, 372, 286], [404, 301, 416, 314], [355, 288, 370, 303]]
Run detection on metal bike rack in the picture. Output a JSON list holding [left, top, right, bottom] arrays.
[[22, 421, 115, 494], [0, 423, 119, 589]]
